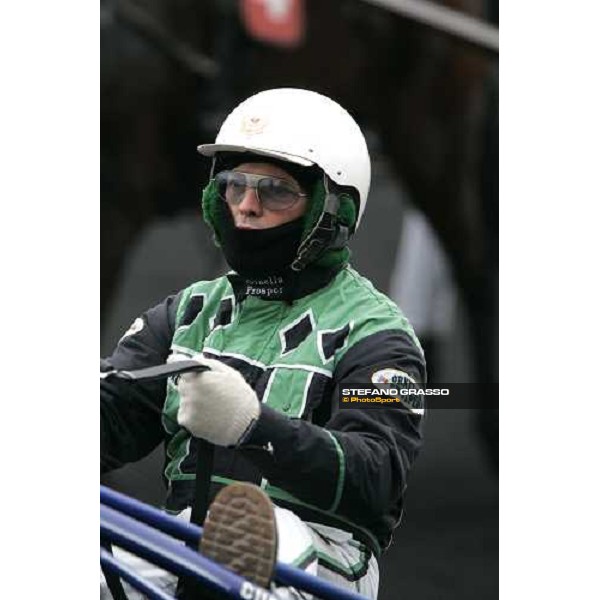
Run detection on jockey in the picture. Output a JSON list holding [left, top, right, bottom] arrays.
[[101, 88, 426, 599]]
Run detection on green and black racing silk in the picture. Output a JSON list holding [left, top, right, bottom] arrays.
[[101, 265, 426, 556]]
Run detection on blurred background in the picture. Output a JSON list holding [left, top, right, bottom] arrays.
[[101, 1, 498, 598]]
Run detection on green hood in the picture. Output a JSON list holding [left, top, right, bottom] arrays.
[[201, 176, 357, 270]]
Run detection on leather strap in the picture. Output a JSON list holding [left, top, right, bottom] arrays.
[[101, 360, 209, 383]]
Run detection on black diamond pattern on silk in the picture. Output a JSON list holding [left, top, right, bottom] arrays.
[[181, 294, 205, 326], [214, 297, 234, 327], [281, 313, 314, 355], [320, 323, 351, 361]]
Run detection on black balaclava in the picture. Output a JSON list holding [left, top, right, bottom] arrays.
[[217, 202, 305, 277], [202, 153, 356, 301], [210, 154, 319, 279]]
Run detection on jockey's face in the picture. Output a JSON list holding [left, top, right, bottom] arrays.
[[226, 162, 308, 230]]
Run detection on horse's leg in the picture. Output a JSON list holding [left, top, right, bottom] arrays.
[[473, 65, 499, 470], [373, 13, 498, 466], [101, 90, 166, 317]]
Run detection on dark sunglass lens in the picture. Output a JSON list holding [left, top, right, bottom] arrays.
[[217, 171, 246, 204], [258, 178, 297, 210]]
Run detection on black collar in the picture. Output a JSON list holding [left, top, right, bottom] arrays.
[[227, 265, 342, 303]]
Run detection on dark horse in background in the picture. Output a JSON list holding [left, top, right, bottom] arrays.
[[101, 0, 498, 463]]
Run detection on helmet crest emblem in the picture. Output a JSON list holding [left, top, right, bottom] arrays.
[[240, 115, 268, 136]]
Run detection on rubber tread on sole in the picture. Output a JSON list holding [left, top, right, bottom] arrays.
[[200, 482, 278, 589]]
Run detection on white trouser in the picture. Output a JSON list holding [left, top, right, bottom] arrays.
[[100, 505, 379, 599]]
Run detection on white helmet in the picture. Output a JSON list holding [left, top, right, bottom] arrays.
[[197, 88, 371, 227]]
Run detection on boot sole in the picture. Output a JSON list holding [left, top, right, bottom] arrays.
[[200, 482, 277, 589]]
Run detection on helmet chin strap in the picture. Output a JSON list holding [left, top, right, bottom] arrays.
[[291, 175, 350, 272]]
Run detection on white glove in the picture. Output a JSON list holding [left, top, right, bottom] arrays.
[[175, 355, 260, 447]]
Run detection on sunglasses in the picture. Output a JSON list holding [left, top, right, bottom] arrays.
[[214, 170, 307, 211]]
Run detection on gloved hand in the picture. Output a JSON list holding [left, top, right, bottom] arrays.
[[175, 355, 260, 447]]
